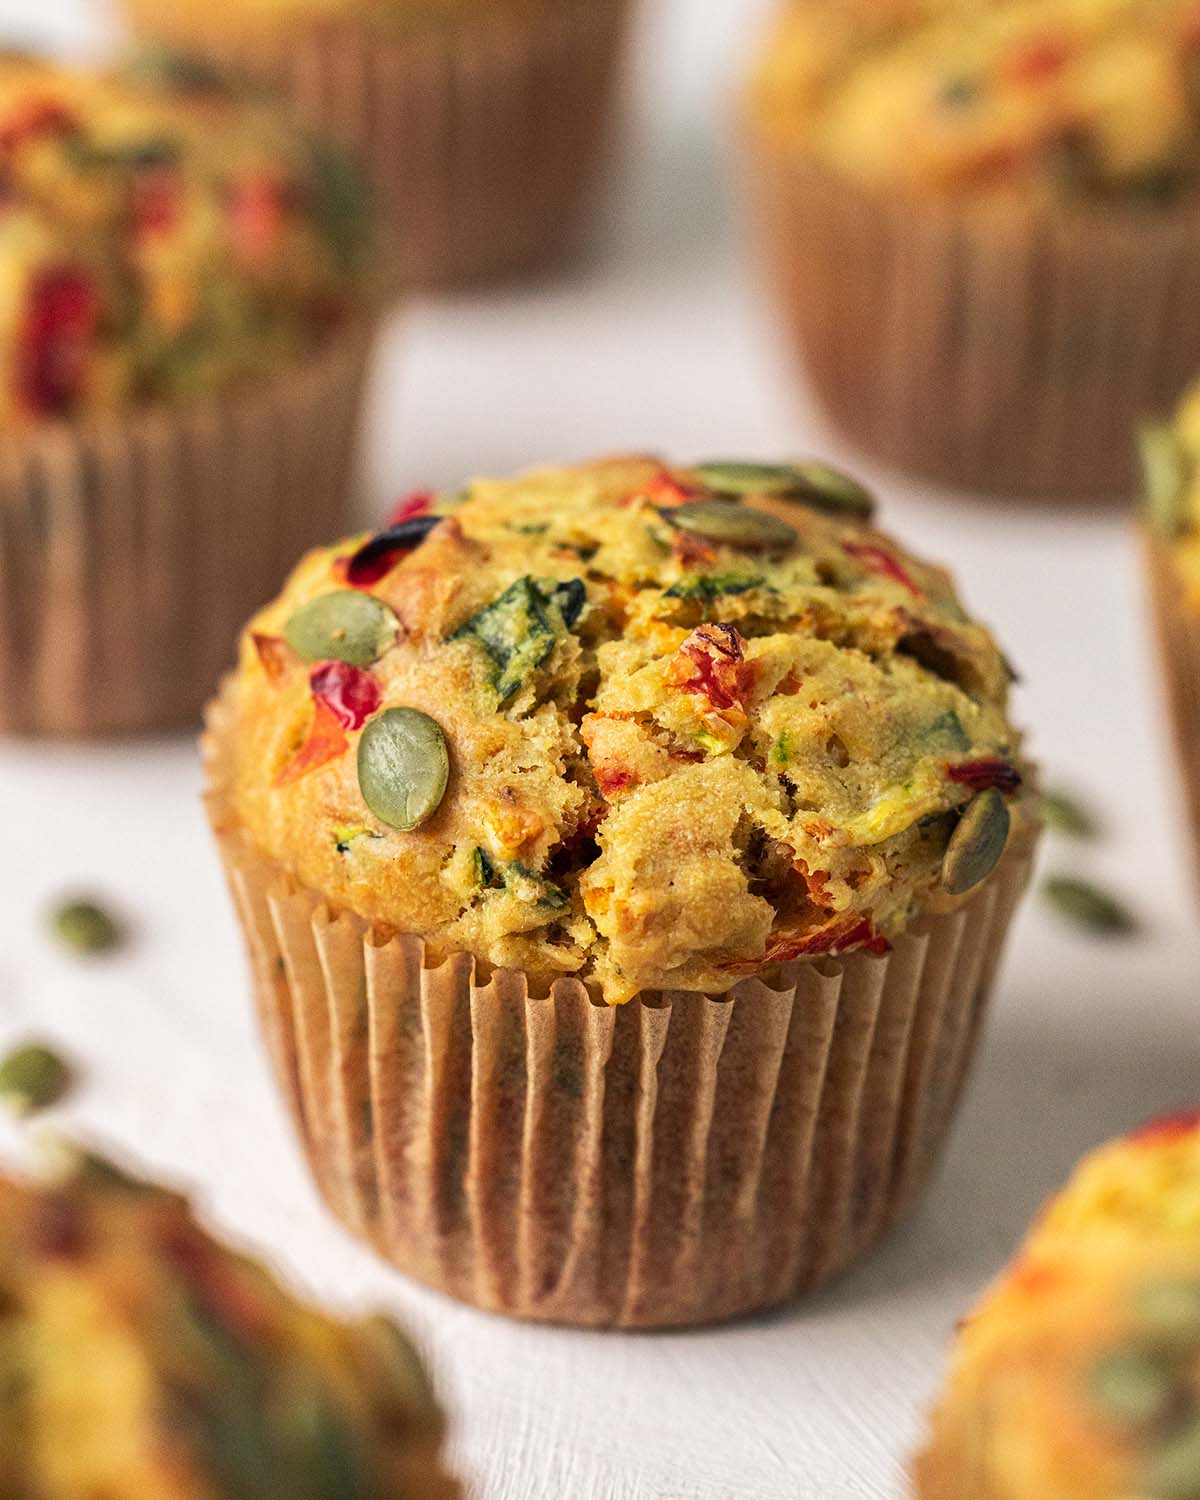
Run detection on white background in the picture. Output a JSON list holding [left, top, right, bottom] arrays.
[[2, 2, 1198, 1496]]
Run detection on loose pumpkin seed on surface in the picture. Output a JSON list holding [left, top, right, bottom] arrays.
[[661, 498, 798, 551], [49, 897, 122, 955], [357, 708, 449, 832], [283, 591, 398, 668], [0, 1044, 73, 1116], [942, 789, 1010, 896], [1041, 875, 1136, 936], [1040, 788, 1099, 840]]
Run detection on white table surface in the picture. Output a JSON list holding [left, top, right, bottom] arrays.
[[2, 2, 1199, 1496]]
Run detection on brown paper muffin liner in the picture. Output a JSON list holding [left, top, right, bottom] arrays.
[[125, 2, 629, 288], [0, 322, 373, 737], [203, 683, 1037, 1329], [744, 141, 1200, 499], [1145, 528, 1200, 887]]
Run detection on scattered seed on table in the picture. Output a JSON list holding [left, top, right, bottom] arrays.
[[1041, 875, 1136, 936], [49, 898, 122, 955], [1040, 788, 1099, 840], [0, 1044, 73, 1116]]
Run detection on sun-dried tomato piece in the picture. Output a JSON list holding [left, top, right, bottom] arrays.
[[666, 623, 756, 712], [844, 541, 922, 597], [946, 756, 1023, 794], [671, 529, 718, 569], [594, 766, 636, 798], [1128, 1109, 1200, 1147], [273, 697, 349, 787], [618, 467, 697, 509], [251, 632, 297, 683], [763, 913, 891, 963], [309, 661, 381, 730], [0, 97, 77, 156], [16, 266, 98, 418], [387, 489, 435, 525]]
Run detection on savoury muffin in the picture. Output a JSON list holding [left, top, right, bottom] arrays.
[[204, 456, 1038, 1328], [0, 1146, 460, 1498], [1142, 385, 1200, 893], [0, 54, 374, 736], [744, 0, 1200, 498], [123, 0, 630, 286], [916, 1111, 1200, 1500]]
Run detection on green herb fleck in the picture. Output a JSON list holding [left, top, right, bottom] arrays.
[[451, 576, 585, 701], [663, 573, 765, 602]]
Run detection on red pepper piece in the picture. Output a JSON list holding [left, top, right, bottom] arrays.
[[619, 468, 697, 508], [671, 529, 718, 569], [336, 514, 443, 589], [133, 167, 183, 241], [1008, 36, 1070, 84], [251, 632, 296, 683], [1128, 1109, 1200, 1147], [228, 172, 287, 268], [666, 624, 756, 712], [309, 660, 381, 731], [273, 697, 349, 787], [0, 97, 77, 155], [594, 767, 636, 798], [946, 757, 1022, 794], [754, 912, 891, 966], [387, 489, 435, 525], [844, 541, 922, 597], [16, 266, 98, 418]]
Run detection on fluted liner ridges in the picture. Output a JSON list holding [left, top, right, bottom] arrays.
[[744, 147, 1200, 499], [125, 2, 629, 287], [0, 323, 371, 735], [204, 686, 1037, 1328]]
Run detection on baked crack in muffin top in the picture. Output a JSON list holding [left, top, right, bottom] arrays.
[[223, 458, 1028, 1002]]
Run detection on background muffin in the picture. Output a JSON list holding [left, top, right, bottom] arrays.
[[744, 0, 1200, 498], [205, 457, 1038, 1326], [123, 0, 630, 286], [0, 53, 375, 736], [916, 1112, 1200, 1500], [0, 1146, 460, 1498], [1143, 382, 1200, 894]]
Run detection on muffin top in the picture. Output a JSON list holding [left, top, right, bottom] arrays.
[[1143, 380, 1200, 606], [148, 0, 553, 28], [916, 1113, 1200, 1500], [0, 53, 369, 428], [749, 0, 1200, 202], [0, 1148, 457, 1499], [219, 458, 1027, 1004]]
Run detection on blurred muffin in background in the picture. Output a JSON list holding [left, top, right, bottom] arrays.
[[1141, 384, 1200, 893], [204, 456, 1038, 1327], [0, 53, 376, 736], [0, 1146, 460, 1498], [915, 1111, 1200, 1500], [744, 0, 1200, 499], [122, 0, 631, 286]]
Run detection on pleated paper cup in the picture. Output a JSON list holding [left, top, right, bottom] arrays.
[[203, 683, 1037, 1329], [743, 139, 1200, 499], [0, 321, 373, 737], [124, 2, 629, 288], [1145, 528, 1200, 887]]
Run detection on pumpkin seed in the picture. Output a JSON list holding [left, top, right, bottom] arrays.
[[357, 708, 448, 831], [0, 1043, 73, 1116], [1041, 876, 1136, 935], [1139, 422, 1191, 539], [661, 499, 797, 551], [942, 789, 1010, 896], [1143, 1417, 1200, 1500], [694, 460, 875, 520], [1040, 788, 1098, 840], [1135, 1279, 1200, 1345], [283, 591, 398, 668], [49, 897, 121, 954], [1089, 1346, 1179, 1430]]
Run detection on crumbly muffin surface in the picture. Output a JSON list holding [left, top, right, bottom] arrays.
[[916, 1113, 1200, 1500], [750, 0, 1200, 201], [0, 54, 368, 427], [223, 458, 1026, 1003], [0, 1151, 456, 1499]]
